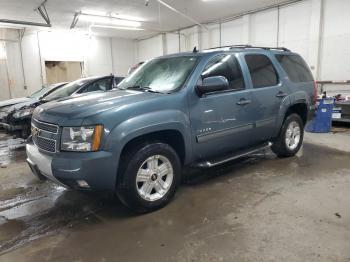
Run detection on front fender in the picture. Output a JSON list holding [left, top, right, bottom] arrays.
[[104, 109, 192, 163]]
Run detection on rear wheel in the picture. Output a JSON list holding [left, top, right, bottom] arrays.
[[117, 142, 181, 213], [272, 113, 304, 157]]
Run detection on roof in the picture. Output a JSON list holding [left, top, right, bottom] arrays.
[[160, 45, 295, 59]]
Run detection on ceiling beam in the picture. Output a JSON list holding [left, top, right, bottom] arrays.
[[0, 0, 51, 28]]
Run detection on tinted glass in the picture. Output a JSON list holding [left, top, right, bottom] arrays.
[[43, 78, 91, 101], [245, 54, 278, 88], [29, 83, 64, 99], [202, 54, 245, 90], [276, 54, 314, 83], [118, 56, 198, 93], [81, 78, 112, 93]]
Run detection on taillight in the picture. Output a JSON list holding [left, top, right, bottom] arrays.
[[313, 81, 318, 105]]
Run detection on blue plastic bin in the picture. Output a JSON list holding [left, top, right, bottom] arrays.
[[305, 98, 334, 133]]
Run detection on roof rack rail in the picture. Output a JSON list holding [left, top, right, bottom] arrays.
[[204, 45, 253, 50], [231, 46, 291, 52], [202, 45, 290, 52]]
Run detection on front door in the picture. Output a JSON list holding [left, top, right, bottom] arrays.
[[189, 54, 256, 160]]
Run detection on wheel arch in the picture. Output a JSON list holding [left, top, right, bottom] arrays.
[[284, 102, 308, 126], [104, 110, 192, 167], [119, 129, 187, 167]]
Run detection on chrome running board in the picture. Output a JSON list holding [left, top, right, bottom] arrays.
[[194, 142, 272, 168]]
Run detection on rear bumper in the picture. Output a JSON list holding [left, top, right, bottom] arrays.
[[26, 142, 118, 191]]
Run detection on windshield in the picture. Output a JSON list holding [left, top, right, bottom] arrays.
[[43, 78, 90, 101], [29, 83, 64, 99], [118, 56, 199, 93], [29, 87, 48, 99]]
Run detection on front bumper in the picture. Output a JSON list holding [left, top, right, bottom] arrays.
[[26, 142, 118, 191], [0, 122, 24, 132]]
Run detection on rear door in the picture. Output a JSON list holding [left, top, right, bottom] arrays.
[[244, 54, 285, 141]]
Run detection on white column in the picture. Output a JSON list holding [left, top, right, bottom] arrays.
[[308, 0, 324, 79], [242, 14, 250, 44]]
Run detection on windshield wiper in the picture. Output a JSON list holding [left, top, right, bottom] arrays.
[[125, 86, 164, 94]]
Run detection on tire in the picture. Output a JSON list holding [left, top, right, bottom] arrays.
[[272, 113, 304, 158], [116, 142, 181, 213]]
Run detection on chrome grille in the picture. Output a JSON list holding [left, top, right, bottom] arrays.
[[32, 118, 58, 134], [31, 118, 59, 153], [32, 134, 56, 153]]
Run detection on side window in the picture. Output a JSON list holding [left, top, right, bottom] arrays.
[[245, 54, 278, 88], [81, 78, 112, 93], [202, 54, 245, 90], [276, 54, 314, 83]]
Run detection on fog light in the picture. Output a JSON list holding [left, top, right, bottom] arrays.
[[77, 180, 90, 188]]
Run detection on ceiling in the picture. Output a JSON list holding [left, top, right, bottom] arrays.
[[0, 0, 285, 38]]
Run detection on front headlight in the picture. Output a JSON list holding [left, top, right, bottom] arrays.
[[13, 107, 34, 118], [0, 111, 7, 119], [61, 125, 103, 152]]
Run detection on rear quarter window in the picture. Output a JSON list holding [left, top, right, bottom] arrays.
[[276, 54, 314, 83], [245, 54, 279, 88]]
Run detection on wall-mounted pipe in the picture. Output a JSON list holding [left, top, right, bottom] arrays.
[[19, 29, 27, 90]]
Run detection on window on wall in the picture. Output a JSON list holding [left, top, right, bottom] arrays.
[[245, 54, 278, 88], [276, 54, 314, 83], [202, 54, 245, 90]]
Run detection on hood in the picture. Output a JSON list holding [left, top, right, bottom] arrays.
[[35, 89, 161, 123], [0, 97, 31, 108], [7, 98, 40, 112]]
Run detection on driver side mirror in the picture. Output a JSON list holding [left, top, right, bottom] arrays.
[[196, 76, 229, 96]]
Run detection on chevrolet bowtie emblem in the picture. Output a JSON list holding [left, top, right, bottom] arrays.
[[32, 126, 40, 137]]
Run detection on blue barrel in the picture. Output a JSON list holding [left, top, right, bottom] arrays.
[[305, 98, 334, 133]]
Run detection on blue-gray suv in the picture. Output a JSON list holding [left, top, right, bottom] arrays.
[[26, 46, 316, 212]]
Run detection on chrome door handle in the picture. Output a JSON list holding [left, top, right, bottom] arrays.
[[276, 91, 287, 98], [237, 99, 252, 106]]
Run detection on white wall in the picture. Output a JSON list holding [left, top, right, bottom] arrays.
[[2, 0, 350, 100], [136, 0, 350, 92], [321, 0, 350, 81], [137, 35, 164, 62], [112, 38, 137, 76], [200, 24, 220, 50], [85, 36, 113, 77], [5, 41, 25, 98], [249, 9, 278, 47]]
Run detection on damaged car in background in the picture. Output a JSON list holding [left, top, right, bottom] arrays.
[[1, 75, 124, 138], [0, 82, 67, 135]]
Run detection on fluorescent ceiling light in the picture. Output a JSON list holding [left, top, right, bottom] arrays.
[[110, 13, 143, 22], [91, 25, 144, 31], [82, 10, 107, 17], [79, 12, 142, 28]]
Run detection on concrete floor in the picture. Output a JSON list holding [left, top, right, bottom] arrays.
[[0, 129, 350, 262]]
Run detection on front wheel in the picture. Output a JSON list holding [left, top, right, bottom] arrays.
[[117, 142, 181, 213], [272, 113, 304, 158]]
